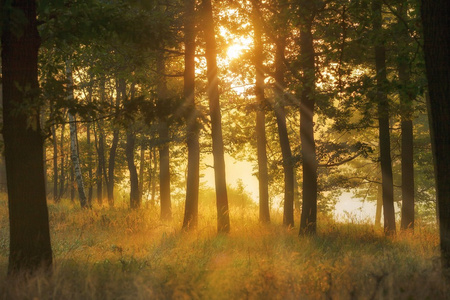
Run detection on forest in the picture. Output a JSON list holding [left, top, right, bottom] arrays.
[[1, 0, 449, 298]]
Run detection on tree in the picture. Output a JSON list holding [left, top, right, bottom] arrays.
[[298, 0, 319, 234], [202, 0, 230, 233], [421, 0, 450, 271], [66, 61, 88, 208], [251, 0, 270, 224], [182, 0, 200, 230], [372, 0, 395, 235], [1, 0, 52, 273]]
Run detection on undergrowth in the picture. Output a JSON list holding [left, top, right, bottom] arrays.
[[0, 198, 446, 299]]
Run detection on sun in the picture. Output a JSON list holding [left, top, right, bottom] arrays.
[[226, 36, 253, 60]]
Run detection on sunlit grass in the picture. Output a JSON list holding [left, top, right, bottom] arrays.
[[0, 196, 446, 299]]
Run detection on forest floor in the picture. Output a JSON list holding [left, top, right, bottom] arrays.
[[0, 198, 447, 299]]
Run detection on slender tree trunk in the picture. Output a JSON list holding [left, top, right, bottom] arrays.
[[151, 147, 158, 206], [2, 0, 52, 272], [138, 140, 146, 202], [52, 126, 59, 202], [58, 122, 66, 200], [157, 51, 172, 220], [202, 0, 230, 233], [421, 0, 450, 271], [252, 0, 270, 223], [299, 16, 318, 235], [66, 62, 88, 209], [373, 0, 396, 235], [397, 3, 415, 231], [183, 0, 200, 230], [274, 37, 295, 228], [86, 122, 93, 207], [126, 129, 140, 209], [95, 121, 106, 206], [375, 182, 383, 227], [106, 80, 122, 207]]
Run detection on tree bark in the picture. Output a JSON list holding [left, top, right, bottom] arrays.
[[373, 0, 396, 235], [106, 80, 122, 207], [138, 140, 146, 202], [126, 129, 140, 209], [299, 14, 318, 235], [157, 51, 172, 220], [2, 0, 52, 272], [252, 0, 270, 224], [202, 0, 230, 233], [66, 62, 88, 209], [421, 0, 450, 271], [397, 3, 415, 231], [274, 37, 295, 228], [182, 0, 200, 230], [58, 122, 66, 200], [52, 126, 59, 202]]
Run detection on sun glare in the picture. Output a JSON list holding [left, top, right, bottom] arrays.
[[226, 36, 252, 60]]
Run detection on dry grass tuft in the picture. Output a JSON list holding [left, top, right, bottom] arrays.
[[0, 198, 447, 299]]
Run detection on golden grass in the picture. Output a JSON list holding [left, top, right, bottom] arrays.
[[0, 198, 446, 299]]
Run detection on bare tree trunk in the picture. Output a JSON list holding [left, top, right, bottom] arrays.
[[138, 140, 146, 202], [421, 0, 450, 271], [52, 125, 59, 202], [274, 37, 295, 228], [397, 3, 415, 231], [202, 0, 230, 233], [375, 182, 383, 227], [252, 0, 270, 223], [2, 0, 52, 272], [299, 12, 318, 235], [157, 51, 172, 220], [126, 129, 140, 209], [182, 0, 200, 230], [58, 123, 66, 200], [373, 0, 395, 235], [66, 62, 88, 209]]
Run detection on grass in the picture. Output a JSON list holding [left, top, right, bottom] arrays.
[[0, 198, 446, 299]]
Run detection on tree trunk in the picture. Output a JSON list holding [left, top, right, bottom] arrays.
[[182, 0, 200, 230], [252, 0, 270, 224], [52, 126, 59, 202], [202, 0, 230, 233], [274, 37, 295, 228], [373, 0, 396, 235], [94, 121, 106, 206], [58, 122, 66, 201], [151, 147, 158, 206], [126, 129, 140, 209], [66, 62, 88, 209], [157, 51, 172, 220], [86, 122, 93, 207], [299, 15, 318, 235], [397, 3, 415, 231], [1, 0, 53, 271], [138, 140, 146, 202], [375, 182, 383, 227], [421, 0, 450, 271], [106, 81, 121, 207]]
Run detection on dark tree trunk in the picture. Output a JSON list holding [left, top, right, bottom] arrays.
[[126, 130, 140, 209], [94, 121, 105, 205], [397, 3, 415, 231], [106, 82, 121, 207], [299, 16, 318, 235], [182, 0, 200, 230], [421, 0, 450, 271], [52, 126, 59, 202], [66, 62, 88, 209], [252, 1, 270, 223], [274, 37, 295, 228], [2, 0, 53, 273], [157, 52, 172, 220], [150, 148, 158, 206], [138, 140, 146, 202], [58, 123, 66, 201], [86, 122, 93, 207], [202, 0, 230, 233], [373, 0, 396, 235]]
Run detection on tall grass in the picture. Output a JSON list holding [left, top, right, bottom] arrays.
[[0, 197, 446, 299]]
